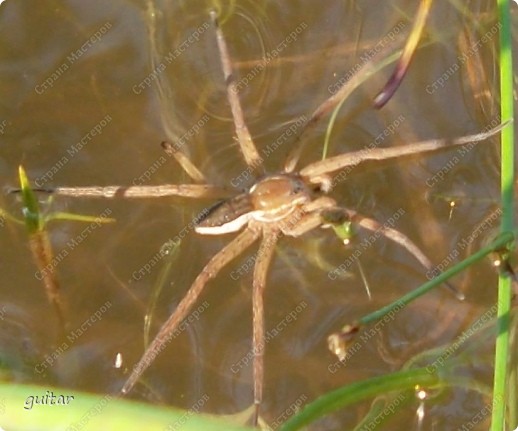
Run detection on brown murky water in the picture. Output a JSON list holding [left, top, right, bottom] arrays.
[[0, 1, 516, 429]]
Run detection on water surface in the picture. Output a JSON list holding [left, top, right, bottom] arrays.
[[0, 1, 515, 429]]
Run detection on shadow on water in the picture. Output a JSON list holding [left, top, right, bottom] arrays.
[[0, 0, 516, 429]]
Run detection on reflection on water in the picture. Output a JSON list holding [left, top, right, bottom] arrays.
[[0, 0, 515, 429]]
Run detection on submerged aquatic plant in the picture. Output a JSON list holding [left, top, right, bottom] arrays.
[[5, 166, 114, 332]]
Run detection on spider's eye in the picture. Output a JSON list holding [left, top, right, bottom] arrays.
[[291, 184, 303, 194]]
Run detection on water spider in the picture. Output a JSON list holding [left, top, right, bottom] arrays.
[[36, 9, 506, 426]]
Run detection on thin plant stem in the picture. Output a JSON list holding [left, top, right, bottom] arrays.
[[491, 0, 515, 430]]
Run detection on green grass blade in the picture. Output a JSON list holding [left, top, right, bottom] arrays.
[[491, 0, 515, 429], [279, 368, 445, 431], [18, 165, 42, 233]]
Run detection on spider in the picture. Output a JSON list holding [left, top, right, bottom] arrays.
[[39, 9, 504, 425]]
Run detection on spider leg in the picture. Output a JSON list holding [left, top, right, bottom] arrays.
[[210, 11, 264, 173], [339, 208, 465, 300], [281, 197, 337, 237], [24, 140, 235, 199], [251, 230, 278, 426], [15, 140, 226, 199], [120, 226, 261, 395], [161, 141, 207, 183], [300, 122, 508, 179], [282, 211, 324, 237], [28, 184, 233, 199]]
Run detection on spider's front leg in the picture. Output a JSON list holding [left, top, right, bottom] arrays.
[[299, 122, 508, 181], [210, 10, 263, 174], [280, 197, 338, 237]]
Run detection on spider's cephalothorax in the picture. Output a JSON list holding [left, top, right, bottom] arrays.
[[195, 174, 312, 234], [250, 174, 311, 221]]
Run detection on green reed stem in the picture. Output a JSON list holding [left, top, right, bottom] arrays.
[[491, 1, 515, 430]]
